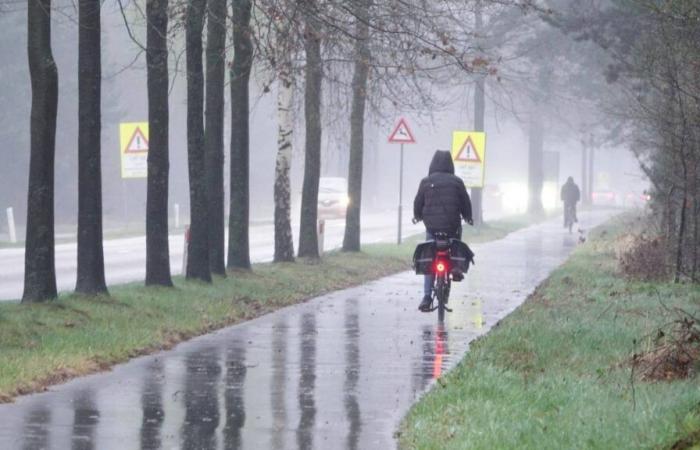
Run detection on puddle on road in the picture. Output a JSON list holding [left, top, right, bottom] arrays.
[[0, 212, 614, 450]]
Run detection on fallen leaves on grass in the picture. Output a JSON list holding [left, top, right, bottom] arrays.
[[633, 317, 700, 381], [617, 233, 670, 281]]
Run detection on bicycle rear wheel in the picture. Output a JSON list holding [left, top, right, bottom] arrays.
[[435, 276, 446, 322]]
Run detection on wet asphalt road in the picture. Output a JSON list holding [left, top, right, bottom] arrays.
[[0, 210, 614, 449]]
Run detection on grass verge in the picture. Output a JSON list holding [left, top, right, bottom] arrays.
[[0, 213, 543, 403], [398, 215, 700, 450]]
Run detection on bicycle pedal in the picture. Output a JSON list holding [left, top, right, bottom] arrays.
[[444, 306, 453, 313]]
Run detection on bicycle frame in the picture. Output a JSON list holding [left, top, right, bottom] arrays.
[[564, 204, 576, 233], [430, 248, 453, 318]]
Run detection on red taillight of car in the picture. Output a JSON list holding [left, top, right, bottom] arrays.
[[436, 262, 446, 273]]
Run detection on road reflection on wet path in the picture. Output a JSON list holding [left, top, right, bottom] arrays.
[[0, 211, 614, 449]]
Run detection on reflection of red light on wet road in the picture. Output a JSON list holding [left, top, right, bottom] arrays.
[[433, 354, 443, 379], [433, 336, 446, 379]]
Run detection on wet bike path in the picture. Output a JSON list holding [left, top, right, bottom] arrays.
[[0, 210, 615, 450]]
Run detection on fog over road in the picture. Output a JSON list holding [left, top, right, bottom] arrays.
[[0, 210, 616, 449], [0, 212, 424, 301]]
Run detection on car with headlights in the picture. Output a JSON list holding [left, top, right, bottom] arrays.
[[318, 177, 349, 219]]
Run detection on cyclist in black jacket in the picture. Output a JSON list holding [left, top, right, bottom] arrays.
[[413, 150, 473, 311]]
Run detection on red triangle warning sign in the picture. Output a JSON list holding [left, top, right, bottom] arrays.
[[455, 136, 481, 162], [388, 118, 416, 144], [125, 127, 149, 153]]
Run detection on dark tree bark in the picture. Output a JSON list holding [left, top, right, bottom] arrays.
[[297, 2, 323, 258], [675, 190, 687, 283], [185, 0, 211, 282], [75, 0, 107, 295], [23, 0, 59, 302], [227, 0, 253, 269], [145, 0, 173, 286], [204, 0, 227, 275], [342, 0, 371, 252]]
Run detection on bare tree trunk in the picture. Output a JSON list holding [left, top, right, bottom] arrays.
[[342, 0, 370, 252], [75, 0, 107, 295], [580, 141, 589, 207], [185, 0, 211, 282], [145, 0, 173, 287], [692, 192, 698, 281], [227, 0, 253, 269], [204, 0, 226, 275], [470, 2, 484, 226], [298, 2, 323, 258], [675, 189, 687, 283], [273, 32, 295, 262], [589, 145, 595, 201], [527, 106, 545, 215], [23, 0, 58, 302], [471, 74, 485, 225]]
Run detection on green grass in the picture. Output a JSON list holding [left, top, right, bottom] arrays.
[[0, 213, 544, 403], [399, 216, 700, 450]]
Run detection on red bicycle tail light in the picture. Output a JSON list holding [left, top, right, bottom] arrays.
[[436, 262, 446, 273]]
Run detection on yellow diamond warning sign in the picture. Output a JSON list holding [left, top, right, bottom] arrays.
[[451, 131, 486, 188], [119, 122, 149, 179]]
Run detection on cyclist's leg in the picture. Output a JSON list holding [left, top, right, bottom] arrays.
[[422, 230, 435, 307], [424, 274, 433, 297]]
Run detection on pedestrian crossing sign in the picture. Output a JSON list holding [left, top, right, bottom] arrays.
[[451, 131, 486, 187]]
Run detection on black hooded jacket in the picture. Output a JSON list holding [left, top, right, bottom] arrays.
[[413, 150, 472, 234], [560, 179, 580, 205]]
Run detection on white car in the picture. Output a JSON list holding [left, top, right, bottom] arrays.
[[318, 177, 349, 219]]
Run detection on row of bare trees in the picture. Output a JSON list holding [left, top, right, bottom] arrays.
[[21, 0, 534, 302], [623, 2, 700, 282], [558, 0, 700, 282]]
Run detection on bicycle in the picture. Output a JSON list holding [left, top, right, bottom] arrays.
[[430, 232, 453, 321], [564, 203, 576, 233], [412, 219, 474, 321]]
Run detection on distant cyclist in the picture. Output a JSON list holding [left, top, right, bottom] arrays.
[[413, 150, 473, 312], [561, 176, 581, 229]]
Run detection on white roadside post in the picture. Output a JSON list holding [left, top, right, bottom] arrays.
[[6, 207, 17, 243], [174, 203, 180, 229], [317, 219, 325, 256], [388, 117, 416, 244]]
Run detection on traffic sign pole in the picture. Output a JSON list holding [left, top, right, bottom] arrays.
[[398, 143, 404, 245], [388, 117, 415, 245]]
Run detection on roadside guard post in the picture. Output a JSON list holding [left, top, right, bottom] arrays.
[[389, 117, 416, 244], [317, 219, 325, 256], [6, 207, 17, 243], [182, 226, 190, 275], [451, 131, 486, 188]]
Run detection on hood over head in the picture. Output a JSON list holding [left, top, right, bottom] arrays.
[[429, 150, 455, 175], [566, 176, 574, 184]]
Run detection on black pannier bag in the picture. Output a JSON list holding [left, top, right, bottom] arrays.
[[413, 241, 435, 274], [449, 239, 475, 273], [412, 239, 475, 275]]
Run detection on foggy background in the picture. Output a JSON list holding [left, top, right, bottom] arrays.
[[0, 0, 646, 241]]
